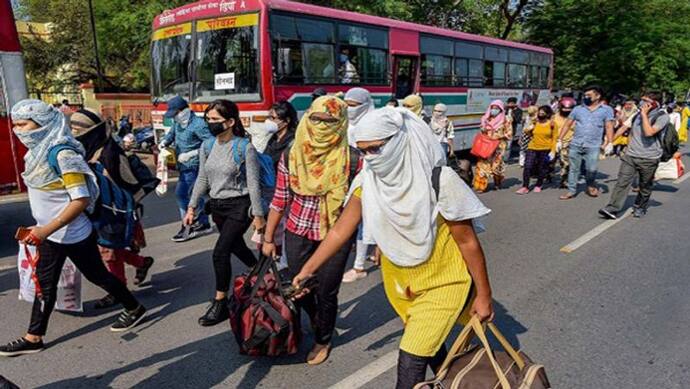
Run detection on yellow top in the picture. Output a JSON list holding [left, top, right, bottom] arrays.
[[680, 106, 689, 143], [528, 120, 558, 152]]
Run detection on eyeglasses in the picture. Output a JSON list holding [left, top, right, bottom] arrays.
[[357, 137, 392, 155], [402, 104, 414, 109], [308, 116, 338, 125]]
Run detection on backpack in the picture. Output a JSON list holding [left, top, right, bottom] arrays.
[[658, 122, 679, 162], [48, 144, 137, 249], [203, 137, 276, 188], [229, 254, 300, 356]]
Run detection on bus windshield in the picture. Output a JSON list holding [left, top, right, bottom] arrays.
[[151, 24, 193, 101]]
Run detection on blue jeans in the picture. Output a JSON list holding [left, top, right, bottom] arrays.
[[567, 144, 600, 194], [176, 168, 208, 225]]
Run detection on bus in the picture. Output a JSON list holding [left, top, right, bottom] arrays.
[[151, 0, 553, 151], [0, 0, 29, 195]]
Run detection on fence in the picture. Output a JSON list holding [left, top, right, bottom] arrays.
[[29, 90, 83, 108]]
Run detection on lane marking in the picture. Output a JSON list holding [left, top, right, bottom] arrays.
[[560, 208, 633, 253], [329, 349, 398, 389], [673, 173, 690, 185]]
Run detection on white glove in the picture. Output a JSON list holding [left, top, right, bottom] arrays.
[[556, 140, 562, 153], [177, 149, 199, 163], [158, 142, 168, 151], [548, 151, 556, 162], [604, 143, 614, 156]]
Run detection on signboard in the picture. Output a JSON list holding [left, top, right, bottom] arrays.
[[467, 88, 551, 112], [152, 22, 192, 41], [214, 73, 235, 90], [196, 13, 259, 32]]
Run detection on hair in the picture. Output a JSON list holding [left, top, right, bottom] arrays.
[[205, 99, 246, 137], [387, 98, 399, 107], [270, 100, 298, 133], [538, 105, 554, 118], [584, 84, 604, 96], [642, 90, 663, 104], [62, 99, 68, 105], [527, 105, 539, 117], [507, 97, 518, 104]]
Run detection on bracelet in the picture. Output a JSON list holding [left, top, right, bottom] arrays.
[[263, 239, 274, 244]]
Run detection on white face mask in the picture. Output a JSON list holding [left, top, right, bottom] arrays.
[[490, 108, 501, 117], [174, 108, 192, 127], [264, 119, 279, 134], [348, 104, 369, 126]]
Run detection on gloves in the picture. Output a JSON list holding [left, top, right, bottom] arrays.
[[548, 151, 556, 162], [604, 143, 614, 156], [177, 149, 199, 163], [556, 140, 562, 153]]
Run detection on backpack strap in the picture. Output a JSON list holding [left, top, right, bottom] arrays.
[[47, 144, 81, 176], [432, 166, 442, 201], [202, 138, 215, 157], [232, 137, 251, 167]]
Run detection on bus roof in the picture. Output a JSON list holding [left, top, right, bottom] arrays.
[[153, 0, 552, 55]]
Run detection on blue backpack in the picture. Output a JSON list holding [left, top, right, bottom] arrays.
[[203, 137, 276, 189], [47, 144, 137, 249]]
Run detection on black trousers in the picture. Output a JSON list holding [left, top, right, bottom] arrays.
[[396, 346, 448, 389], [284, 230, 354, 345], [209, 196, 257, 293], [523, 149, 550, 188], [29, 232, 139, 336]]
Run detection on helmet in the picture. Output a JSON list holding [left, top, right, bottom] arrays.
[[559, 97, 576, 109]]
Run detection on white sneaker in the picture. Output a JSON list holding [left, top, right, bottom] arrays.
[[342, 269, 367, 283]]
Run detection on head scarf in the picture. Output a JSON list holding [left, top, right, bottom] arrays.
[[402, 95, 424, 117], [430, 103, 450, 135], [345, 88, 375, 146], [350, 107, 446, 266], [481, 99, 506, 131], [289, 96, 351, 239], [71, 108, 109, 161], [11, 99, 98, 209]]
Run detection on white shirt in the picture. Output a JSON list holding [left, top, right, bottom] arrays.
[[27, 178, 92, 244], [669, 112, 682, 132]]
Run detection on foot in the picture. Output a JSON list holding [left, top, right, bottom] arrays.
[[307, 343, 331, 365], [632, 187, 640, 193], [110, 305, 147, 332], [342, 269, 367, 283], [598, 208, 617, 220], [586, 187, 599, 197], [515, 187, 530, 195], [187, 222, 213, 241], [633, 207, 647, 218], [533, 186, 542, 193], [94, 294, 117, 310], [0, 337, 44, 357], [134, 257, 154, 286], [559, 192, 576, 200], [198, 298, 229, 327], [171, 225, 190, 242]]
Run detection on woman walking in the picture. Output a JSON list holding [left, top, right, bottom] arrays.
[[516, 105, 558, 194], [184, 100, 266, 327], [429, 103, 455, 157], [473, 100, 513, 192], [1, 100, 145, 357], [291, 107, 493, 388]]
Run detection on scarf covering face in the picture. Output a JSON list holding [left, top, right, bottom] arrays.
[[345, 87, 375, 146], [402, 95, 424, 117], [351, 107, 448, 267], [430, 103, 450, 135], [11, 99, 98, 210], [289, 96, 351, 239], [481, 99, 506, 131]]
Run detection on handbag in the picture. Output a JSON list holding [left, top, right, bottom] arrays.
[[471, 132, 501, 159], [415, 315, 550, 389]]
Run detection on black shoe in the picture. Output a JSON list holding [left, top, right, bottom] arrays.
[[171, 225, 190, 242], [633, 207, 646, 218], [0, 337, 44, 357], [110, 305, 147, 332], [188, 222, 213, 240], [134, 257, 154, 286], [198, 298, 229, 327], [598, 208, 617, 220], [94, 294, 118, 309]]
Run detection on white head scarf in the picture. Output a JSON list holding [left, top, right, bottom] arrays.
[[430, 103, 450, 135], [351, 107, 446, 266], [345, 88, 375, 146]]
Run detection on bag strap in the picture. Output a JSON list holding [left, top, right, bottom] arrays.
[[487, 322, 526, 370], [248, 255, 274, 299], [232, 137, 251, 167], [432, 166, 442, 201], [47, 144, 80, 176], [467, 316, 512, 389]]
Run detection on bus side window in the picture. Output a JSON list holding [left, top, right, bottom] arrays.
[[275, 42, 305, 84]]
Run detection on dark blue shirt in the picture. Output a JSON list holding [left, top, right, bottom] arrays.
[[163, 114, 213, 171]]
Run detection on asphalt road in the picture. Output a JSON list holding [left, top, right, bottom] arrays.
[[1, 150, 689, 388]]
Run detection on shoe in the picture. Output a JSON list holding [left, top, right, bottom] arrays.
[[94, 294, 117, 309], [533, 186, 542, 193], [134, 257, 154, 286], [342, 269, 367, 283], [515, 187, 529, 195], [110, 305, 147, 332], [307, 343, 331, 365], [171, 225, 190, 242], [198, 298, 229, 327], [0, 338, 44, 357], [187, 222, 213, 240], [633, 208, 646, 218], [598, 208, 617, 220], [586, 187, 599, 198], [559, 192, 576, 200]]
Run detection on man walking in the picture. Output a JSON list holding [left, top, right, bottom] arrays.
[[505, 97, 523, 161], [158, 95, 214, 242], [599, 91, 669, 219], [557, 85, 615, 199]]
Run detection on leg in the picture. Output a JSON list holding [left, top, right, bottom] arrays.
[[559, 143, 571, 185], [522, 150, 537, 188], [396, 350, 431, 389], [604, 154, 637, 213], [27, 241, 69, 337], [114, 249, 146, 269], [284, 231, 319, 323], [634, 158, 660, 210], [584, 146, 601, 190], [183, 169, 209, 226], [229, 219, 257, 269], [535, 151, 549, 187], [175, 170, 192, 220], [567, 145, 583, 194], [100, 247, 126, 284]]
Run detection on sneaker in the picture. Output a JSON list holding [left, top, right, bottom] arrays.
[[110, 305, 147, 332], [598, 208, 617, 220], [171, 225, 190, 242], [342, 269, 367, 283], [515, 187, 530, 195], [633, 208, 646, 218], [94, 294, 117, 309], [533, 186, 542, 193], [198, 298, 229, 327], [0, 338, 44, 357], [187, 222, 213, 240], [134, 257, 154, 286]]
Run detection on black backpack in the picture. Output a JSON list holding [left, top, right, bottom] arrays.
[[658, 122, 679, 162]]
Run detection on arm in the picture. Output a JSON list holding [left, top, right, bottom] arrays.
[[503, 118, 513, 141], [641, 110, 666, 137], [446, 122, 455, 153], [262, 155, 290, 257], [186, 147, 210, 224], [613, 124, 630, 141], [558, 118, 574, 141], [244, 144, 266, 231], [161, 126, 175, 147], [550, 122, 559, 153], [27, 197, 90, 244], [604, 120, 615, 144]]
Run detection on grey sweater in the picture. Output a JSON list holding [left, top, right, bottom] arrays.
[[189, 138, 264, 217]]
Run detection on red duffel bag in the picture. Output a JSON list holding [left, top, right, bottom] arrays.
[[470, 132, 500, 159], [229, 255, 300, 356]]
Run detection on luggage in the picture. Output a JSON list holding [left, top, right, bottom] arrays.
[[655, 155, 685, 181], [470, 133, 500, 159], [415, 315, 550, 389], [229, 255, 300, 356]]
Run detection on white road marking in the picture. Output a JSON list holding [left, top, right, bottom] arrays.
[[328, 349, 398, 389], [560, 208, 633, 253], [673, 173, 690, 185]]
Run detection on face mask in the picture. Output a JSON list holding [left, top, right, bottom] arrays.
[[490, 108, 501, 117], [208, 122, 227, 137], [537, 114, 547, 120], [339, 54, 348, 64], [347, 104, 368, 126], [583, 97, 595, 106], [264, 119, 279, 134], [560, 109, 572, 117], [13, 126, 51, 150], [174, 108, 192, 127]]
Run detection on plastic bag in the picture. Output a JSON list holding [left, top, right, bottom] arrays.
[[155, 148, 171, 196], [654, 156, 685, 181]]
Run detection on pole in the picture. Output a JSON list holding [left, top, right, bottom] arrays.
[[87, 0, 104, 89]]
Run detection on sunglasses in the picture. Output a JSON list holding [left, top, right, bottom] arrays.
[[357, 137, 392, 155], [308, 116, 339, 125]]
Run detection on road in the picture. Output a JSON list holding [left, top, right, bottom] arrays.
[[1, 150, 689, 388]]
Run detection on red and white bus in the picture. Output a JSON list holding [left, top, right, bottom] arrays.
[[151, 0, 553, 151], [0, 0, 29, 195]]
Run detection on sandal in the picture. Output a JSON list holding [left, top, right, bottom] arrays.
[[586, 187, 599, 197], [559, 192, 576, 200]]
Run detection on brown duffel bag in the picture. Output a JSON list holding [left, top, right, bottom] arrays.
[[415, 315, 550, 389]]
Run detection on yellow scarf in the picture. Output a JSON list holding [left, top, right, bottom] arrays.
[[288, 96, 350, 239], [403, 95, 423, 117]]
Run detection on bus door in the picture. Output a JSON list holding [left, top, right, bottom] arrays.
[[392, 56, 418, 99]]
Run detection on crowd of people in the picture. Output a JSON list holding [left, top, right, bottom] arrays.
[[2, 82, 686, 388]]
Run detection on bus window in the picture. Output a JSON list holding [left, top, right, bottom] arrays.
[[304, 43, 336, 84], [421, 55, 452, 86], [508, 64, 527, 87], [151, 23, 193, 100], [454, 58, 484, 87], [338, 23, 388, 85], [194, 14, 260, 102], [483, 46, 507, 87]]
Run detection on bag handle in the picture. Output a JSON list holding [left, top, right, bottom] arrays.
[[467, 316, 512, 389], [248, 255, 273, 299], [487, 322, 526, 370]]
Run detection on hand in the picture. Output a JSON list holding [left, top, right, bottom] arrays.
[[556, 140, 562, 153], [604, 143, 614, 156], [253, 216, 266, 233], [25, 226, 48, 246], [291, 271, 314, 300], [177, 151, 193, 163], [548, 151, 556, 162], [261, 241, 277, 258], [372, 246, 381, 266], [183, 208, 195, 226], [470, 294, 494, 322], [640, 102, 651, 116]]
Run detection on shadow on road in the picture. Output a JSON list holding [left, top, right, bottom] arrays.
[[0, 268, 18, 296]]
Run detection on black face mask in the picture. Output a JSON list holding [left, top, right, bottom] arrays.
[[560, 110, 572, 117], [583, 97, 595, 106], [538, 114, 547, 120], [208, 122, 227, 137], [76, 122, 108, 161]]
